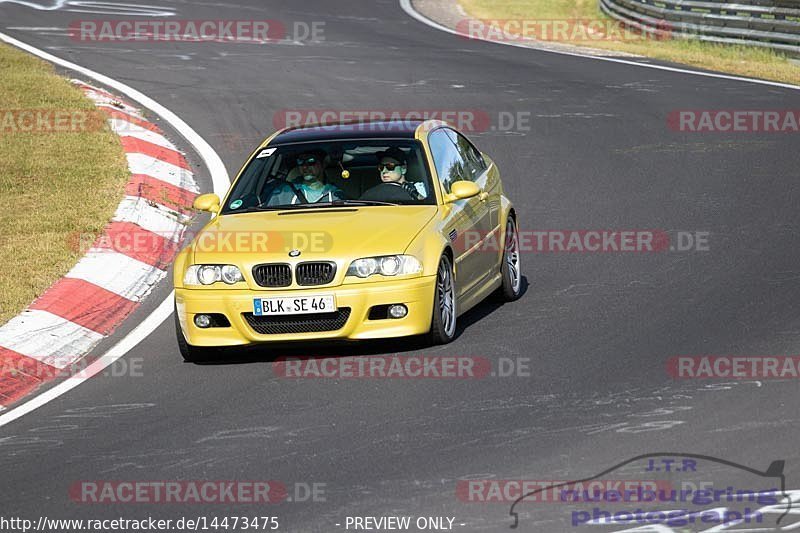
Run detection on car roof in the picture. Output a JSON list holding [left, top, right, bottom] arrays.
[[270, 119, 429, 144]]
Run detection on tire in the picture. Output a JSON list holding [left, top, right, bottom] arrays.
[[427, 255, 457, 345], [175, 306, 216, 363], [496, 216, 523, 302]]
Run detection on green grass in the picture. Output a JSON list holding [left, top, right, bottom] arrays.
[[0, 43, 129, 324], [459, 0, 800, 86]]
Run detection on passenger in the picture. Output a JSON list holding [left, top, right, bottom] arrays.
[[267, 150, 345, 205], [375, 148, 427, 200]]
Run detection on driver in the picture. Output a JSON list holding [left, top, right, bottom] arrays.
[[267, 150, 345, 205], [373, 148, 427, 200]]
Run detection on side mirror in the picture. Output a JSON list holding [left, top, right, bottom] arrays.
[[193, 193, 221, 213], [445, 180, 481, 203]]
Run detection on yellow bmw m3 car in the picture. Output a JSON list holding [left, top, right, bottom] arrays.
[[174, 119, 521, 361]]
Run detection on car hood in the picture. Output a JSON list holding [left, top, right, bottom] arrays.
[[191, 205, 438, 266]]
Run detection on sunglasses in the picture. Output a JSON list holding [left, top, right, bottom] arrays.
[[297, 157, 319, 166], [378, 162, 403, 171]]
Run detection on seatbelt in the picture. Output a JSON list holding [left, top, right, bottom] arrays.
[[288, 182, 309, 204]]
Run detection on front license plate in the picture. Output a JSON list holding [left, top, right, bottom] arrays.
[[253, 295, 337, 316]]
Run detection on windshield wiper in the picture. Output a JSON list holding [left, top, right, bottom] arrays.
[[227, 204, 319, 214], [323, 200, 399, 207], [225, 200, 399, 214]]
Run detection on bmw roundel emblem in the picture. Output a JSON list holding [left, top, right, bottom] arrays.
[[288, 249, 301, 257]]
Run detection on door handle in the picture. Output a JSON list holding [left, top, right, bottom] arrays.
[[479, 192, 489, 202]]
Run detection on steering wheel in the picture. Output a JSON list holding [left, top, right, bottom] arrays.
[[360, 182, 416, 202]]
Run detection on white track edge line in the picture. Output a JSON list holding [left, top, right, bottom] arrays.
[[0, 32, 230, 428], [398, 0, 800, 92], [0, 295, 174, 427]]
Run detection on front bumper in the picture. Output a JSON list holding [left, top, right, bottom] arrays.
[[175, 275, 436, 347]]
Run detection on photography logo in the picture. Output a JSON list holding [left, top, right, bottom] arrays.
[[508, 452, 793, 530]]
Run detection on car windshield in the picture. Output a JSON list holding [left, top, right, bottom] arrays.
[[221, 139, 436, 214]]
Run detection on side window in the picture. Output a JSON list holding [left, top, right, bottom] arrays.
[[446, 130, 486, 181], [428, 129, 467, 193]]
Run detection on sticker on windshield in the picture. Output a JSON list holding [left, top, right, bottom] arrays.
[[229, 199, 243, 210], [256, 148, 277, 159]]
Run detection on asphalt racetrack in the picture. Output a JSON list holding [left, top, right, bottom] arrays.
[[1, 1, 800, 531]]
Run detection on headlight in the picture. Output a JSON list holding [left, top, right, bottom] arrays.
[[184, 265, 245, 286], [346, 255, 422, 278], [221, 265, 244, 284], [198, 265, 219, 285]]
